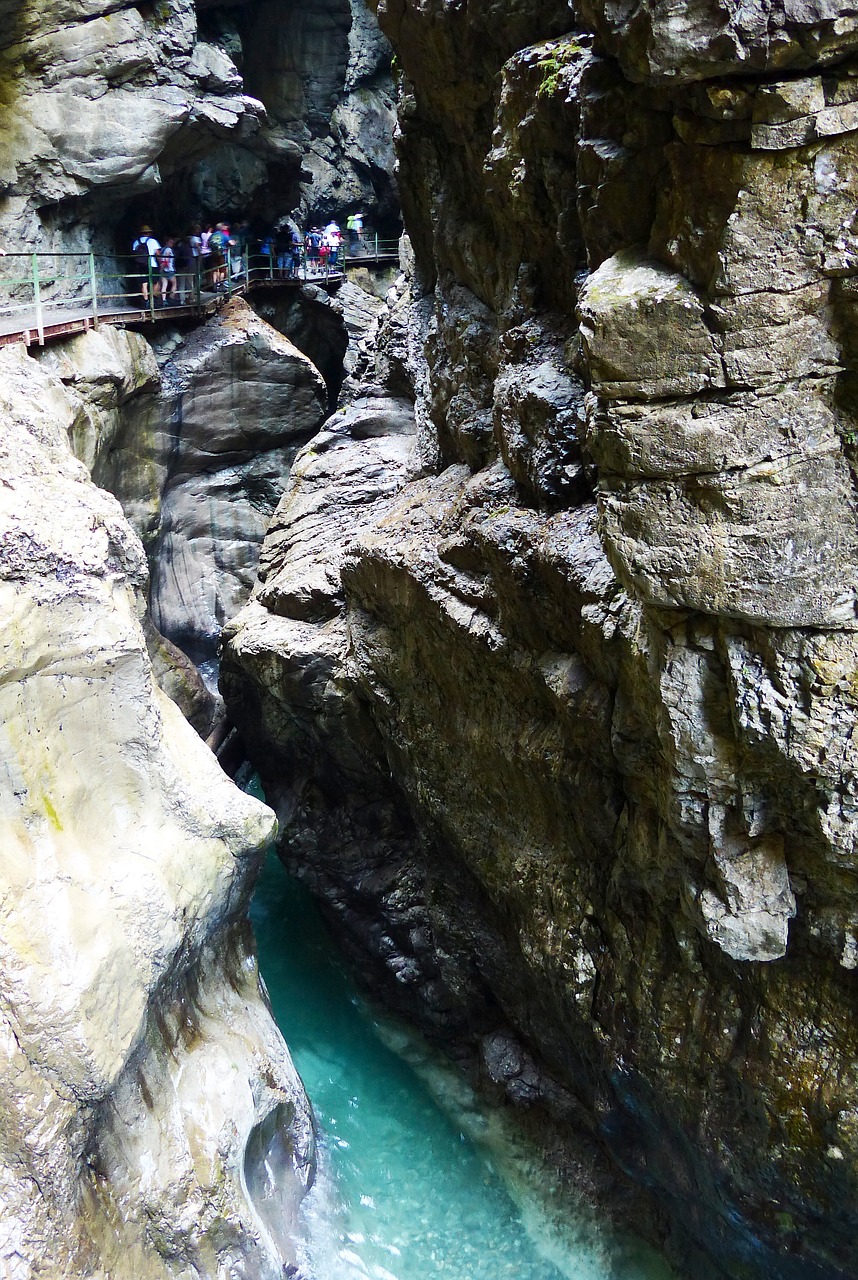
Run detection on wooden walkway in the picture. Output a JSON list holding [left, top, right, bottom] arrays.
[[0, 247, 399, 350], [0, 273, 343, 350]]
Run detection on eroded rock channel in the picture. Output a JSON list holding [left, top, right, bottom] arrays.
[[2, 0, 858, 1277]]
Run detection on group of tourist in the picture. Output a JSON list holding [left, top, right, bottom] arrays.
[[130, 213, 367, 305], [131, 220, 252, 305]]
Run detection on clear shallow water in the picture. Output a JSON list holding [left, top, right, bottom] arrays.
[[250, 852, 675, 1280]]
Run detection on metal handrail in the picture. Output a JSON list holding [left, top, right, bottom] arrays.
[[0, 242, 400, 345]]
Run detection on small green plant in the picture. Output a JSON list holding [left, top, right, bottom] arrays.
[[535, 40, 581, 100]]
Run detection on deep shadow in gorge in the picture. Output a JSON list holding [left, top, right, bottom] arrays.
[[248, 836, 677, 1280]]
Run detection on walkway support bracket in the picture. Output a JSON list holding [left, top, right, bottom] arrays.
[[32, 254, 44, 345], [88, 252, 99, 326]]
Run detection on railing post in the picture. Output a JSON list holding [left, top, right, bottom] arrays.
[[148, 255, 155, 321], [88, 252, 99, 325], [32, 254, 44, 345], [195, 256, 201, 307], [227, 246, 232, 296], [375, 232, 379, 262], [268, 249, 274, 281]]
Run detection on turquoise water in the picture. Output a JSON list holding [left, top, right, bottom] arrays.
[[250, 853, 674, 1280]]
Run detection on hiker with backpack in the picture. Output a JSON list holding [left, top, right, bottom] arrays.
[[289, 227, 303, 278], [208, 223, 234, 290], [132, 226, 161, 304], [305, 227, 322, 272], [173, 236, 195, 304], [157, 238, 177, 304], [346, 211, 363, 254], [231, 219, 251, 278]]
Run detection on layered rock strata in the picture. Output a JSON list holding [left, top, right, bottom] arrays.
[[222, 2, 858, 1277], [0, 341, 314, 1279], [0, 0, 263, 251]]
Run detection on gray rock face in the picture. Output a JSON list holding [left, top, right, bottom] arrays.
[[578, 0, 858, 85], [172, 0, 397, 226], [0, 0, 262, 250], [0, 0, 396, 265], [95, 299, 328, 655], [0, 343, 313, 1278], [221, 2, 858, 1278]]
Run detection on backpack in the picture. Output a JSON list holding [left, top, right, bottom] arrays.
[[174, 240, 192, 271], [156, 249, 170, 272], [209, 230, 226, 252], [132, 236, 149, 266]]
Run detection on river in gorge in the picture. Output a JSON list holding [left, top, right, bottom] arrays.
[[249, 848, 677, 1280]]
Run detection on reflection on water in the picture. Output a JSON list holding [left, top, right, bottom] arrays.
[[250, 852, 674, 1280]]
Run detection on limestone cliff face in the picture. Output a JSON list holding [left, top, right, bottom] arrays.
[[0, 0, 262, 250], [0, 342, 314, 1279], [222, 2, 858, 1277], [0, 0, 395, 254]]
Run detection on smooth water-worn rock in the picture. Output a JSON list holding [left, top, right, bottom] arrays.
[[222, 3, 858, 1278], [0, 342, 313, 1279], [93, 299, 327, 655]]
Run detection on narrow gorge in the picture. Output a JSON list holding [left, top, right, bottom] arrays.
[[1, 1, 857, 1279]]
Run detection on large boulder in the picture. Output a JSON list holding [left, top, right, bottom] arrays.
[[90, 299, 328, 656]]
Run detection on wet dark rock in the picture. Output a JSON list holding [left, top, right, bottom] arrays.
[[223, 3, 858, 1278]]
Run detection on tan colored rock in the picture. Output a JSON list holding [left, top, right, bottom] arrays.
[[0, 342, 312, 1277], [751, 72, 858, 148], [35, 325, 160, 472]]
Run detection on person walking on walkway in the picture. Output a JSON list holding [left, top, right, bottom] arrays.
[[324, 221, 342, 267], [157, 238, 177, 304], [132, 226, 161, 304], [346, 211, 363, 255], [289, 226, 303, 278], [174, 236, 195, 303], [274, 225, 291, 279]]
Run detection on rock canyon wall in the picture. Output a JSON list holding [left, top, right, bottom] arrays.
[[0, 0, 396, 255], [3, 0, 858, 1276], [0, 0, 392, 1275], [220, 3, 858, 1279], [0, 338, 314, 1278]]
